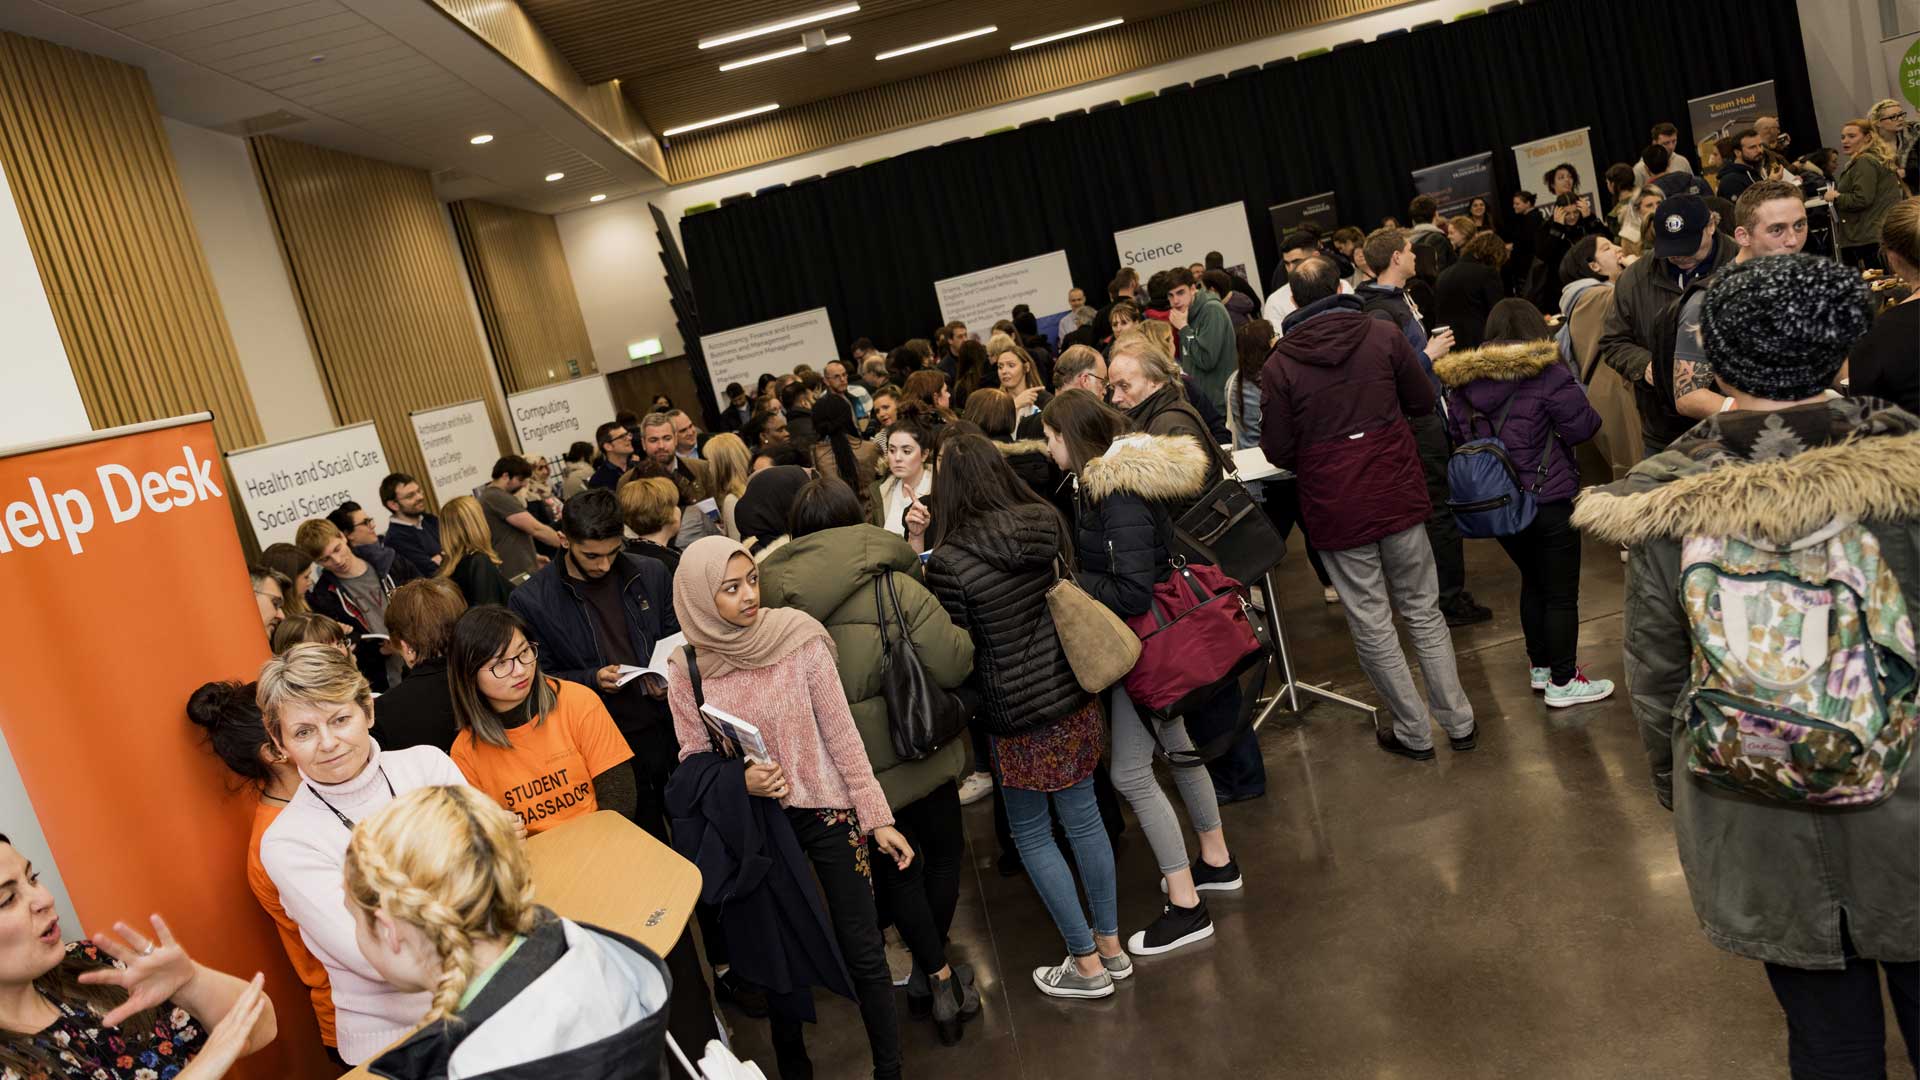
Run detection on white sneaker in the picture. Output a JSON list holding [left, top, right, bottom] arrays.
[[1546, 671, 1616, 708], [957, 771, 994, 806], [1529, 667, 1549, 692], [1322, 586, 1340, 604]]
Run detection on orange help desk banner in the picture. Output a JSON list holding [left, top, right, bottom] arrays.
[[0, 415, 331, 1078]]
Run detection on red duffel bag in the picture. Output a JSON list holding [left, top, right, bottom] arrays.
[[1121, 558, 1267, 717]]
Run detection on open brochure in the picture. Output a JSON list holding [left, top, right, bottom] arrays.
[[611, 632, 687, 688], [699, 703, 771, 764]]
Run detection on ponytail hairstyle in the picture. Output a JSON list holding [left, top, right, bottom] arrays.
[[187, 679, 273, 790], [810, 390, 863, 486], [342, 786, 539, 1024]]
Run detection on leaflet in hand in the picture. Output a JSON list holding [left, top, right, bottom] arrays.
[[700, 703, 771, 764], [613, 631, 688, 688]]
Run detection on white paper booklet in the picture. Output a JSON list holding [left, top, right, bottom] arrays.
[[613, 632, 688, 688]]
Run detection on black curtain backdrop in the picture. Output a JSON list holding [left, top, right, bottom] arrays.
[[681, 0, 1817, 354]]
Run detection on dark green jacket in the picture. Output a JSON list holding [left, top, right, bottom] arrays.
[[1177, 288, 1237, 413], [1832, 152, 1903, 249], [1573, 399, 1920, 968], [758, 524, 975, 809]]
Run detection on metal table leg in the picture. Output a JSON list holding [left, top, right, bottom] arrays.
[[1253, 568, 1378, 730]]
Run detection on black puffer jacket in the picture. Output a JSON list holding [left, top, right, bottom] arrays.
[[925, 504, 1088, 736], [1072, 434, 1212, 618]]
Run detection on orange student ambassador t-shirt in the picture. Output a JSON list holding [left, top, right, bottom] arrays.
[[246, 800, 337, 1047], [452, 678, 635, 834]]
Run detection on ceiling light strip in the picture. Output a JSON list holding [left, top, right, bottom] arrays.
[[1009, 17, 1123, 51], [698, 3, 860, 50], [662, 103, 780, 137], [875, 25, 996, 60], [718, 34, 850, 72]]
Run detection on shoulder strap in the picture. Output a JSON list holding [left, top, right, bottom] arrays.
[[682, 644, 703, 708], [873, 576, 894, 652], [881, 572, 915, 645]]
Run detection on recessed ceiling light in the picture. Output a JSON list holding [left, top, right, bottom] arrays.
[[698, 3, 859, 50], [469, 133, 494, 145], [545, 172, 565, 182], [875, 25, 996, 61], [661, 103, 780, 137], [1010, 17, 1123, 50], [718, 34, 850, 72], [589, 194, 607, 203]]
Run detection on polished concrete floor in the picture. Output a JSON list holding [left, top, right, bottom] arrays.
[[719, 535, 1918, 1079]]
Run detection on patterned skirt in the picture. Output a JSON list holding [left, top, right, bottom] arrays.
[[993, 699, 1104, 793]]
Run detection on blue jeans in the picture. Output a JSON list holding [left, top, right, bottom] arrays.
[[1003, 776, 1117, 956]]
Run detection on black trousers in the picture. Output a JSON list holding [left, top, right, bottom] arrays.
[[871, 781, 963, 976], [1493, 501, 1583, 683], [1411, 413, 1466, 609], [1764, 923, 1919, 1079], [1257, 479, 1331, 588], [786, 807, 902, 1080], [1185, 682, 1264, 800]]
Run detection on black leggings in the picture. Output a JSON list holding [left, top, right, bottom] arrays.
[[1764, 922, 1919, 1078], [871, 782, 963, 976], [1493, 500, 1583, 683], [785, 807, 901, 1080]]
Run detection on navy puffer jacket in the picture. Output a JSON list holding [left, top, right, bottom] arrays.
[[1434, 339, 1603, 504], [1071, 434, 1212, 619]]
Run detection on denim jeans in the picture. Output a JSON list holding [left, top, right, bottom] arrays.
[[1002, 776, 1117, 956]]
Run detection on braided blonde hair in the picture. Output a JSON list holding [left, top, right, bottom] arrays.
[[342, 785, 538, 1022]]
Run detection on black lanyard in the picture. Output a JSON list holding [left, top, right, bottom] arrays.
[[307, 768, 395, 831]]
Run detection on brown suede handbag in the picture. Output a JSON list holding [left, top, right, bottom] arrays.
[[1045, 557, 1141, 693]]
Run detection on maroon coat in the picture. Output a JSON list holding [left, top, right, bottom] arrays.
[[1258, 294, 1436, 551], [1434, 338, 1603, 505]]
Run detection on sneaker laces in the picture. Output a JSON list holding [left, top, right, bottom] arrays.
[[1044, 957, 1079, 985]]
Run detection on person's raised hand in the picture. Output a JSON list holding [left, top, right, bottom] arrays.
[[1424, 327, 1456, 361], [872, 825, 915, 870], [1014, 386, 1041, 411], [78, 915, 198, 1028], [744, 761, 790, 800], [174, 974, 267, 1080], [904, 499, 930, 538]]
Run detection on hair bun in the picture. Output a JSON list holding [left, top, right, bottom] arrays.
[[186, 680, 253, 730]]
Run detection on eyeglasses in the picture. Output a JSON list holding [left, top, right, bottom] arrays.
[[253, 591, 285, 611], [349, 517, 373, 531], [487, 643, 539, 679]]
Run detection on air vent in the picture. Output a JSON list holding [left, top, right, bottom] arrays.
[[432, 168, 470, 184], [236, 110, 303, 135]]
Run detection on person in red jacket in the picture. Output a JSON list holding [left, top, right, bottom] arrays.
[[1258, 256, 1478, 761]]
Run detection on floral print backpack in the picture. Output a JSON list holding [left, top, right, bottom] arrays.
[[1678, 516, 1920, 805]]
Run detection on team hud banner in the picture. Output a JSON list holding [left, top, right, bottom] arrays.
[[1512, 128, 1598, 199], [1411, 153, 1495, 216], [1687, 80, 1777, 163]]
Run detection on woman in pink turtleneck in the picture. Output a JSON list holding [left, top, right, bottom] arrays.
[[255, 643, 469, 1066]]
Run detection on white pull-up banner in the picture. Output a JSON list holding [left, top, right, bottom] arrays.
[[934, 250, 1076, 342], [699, 307, 838, 408], [507, 375, 615, 467], [409, 399, 500, 506], [1512, 128, 1598, 199], [1113, 202, 1263, 300], [225, 420, 390, 549]]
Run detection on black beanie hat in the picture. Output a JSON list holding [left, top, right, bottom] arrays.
[[1700, 254, 1873, 401]]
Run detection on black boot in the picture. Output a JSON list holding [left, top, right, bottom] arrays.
[[930, 971, 975, 1046], [905, 962, 932, 1019]]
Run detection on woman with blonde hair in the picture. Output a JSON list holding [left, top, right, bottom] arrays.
[[702, 432, 752, 540], [986, 340, 1050, 438], [435, 495, 515, 607], [256, 643, 469, 1065], [260, 542, 315, 616], [346, 785, 670, 1078], [1828, 117, 1907, 269]]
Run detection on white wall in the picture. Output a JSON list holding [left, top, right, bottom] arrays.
[[0, 157, 90, 446], [165, 118, 334, 445]]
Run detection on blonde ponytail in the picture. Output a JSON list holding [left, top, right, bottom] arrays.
[[342, 786, 539, 1023]]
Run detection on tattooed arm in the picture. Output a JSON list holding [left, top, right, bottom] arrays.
[[1671, 293, 1728, 419]]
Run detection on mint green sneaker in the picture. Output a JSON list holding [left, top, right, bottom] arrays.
[[1546, 670, 1615, 708], [1530, 667, 1550, 692]]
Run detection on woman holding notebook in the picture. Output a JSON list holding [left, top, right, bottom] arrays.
[[666, 535, 913, 1080]]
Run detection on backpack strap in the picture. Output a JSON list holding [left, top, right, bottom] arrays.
[[682, 644, 727, 756]]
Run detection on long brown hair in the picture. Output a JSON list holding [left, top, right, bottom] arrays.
[[928, 433, 1067, 553], [960, 388, 1016, 440], [0, 836, 160, 1074], [1040, 389, 1130, 474]]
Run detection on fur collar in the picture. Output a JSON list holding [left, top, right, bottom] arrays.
[[995, 438, 1048, 457], [1432, 340, 1561, 389], [1572, 431, 1920, 545], [1079, 434, 1210, 502]]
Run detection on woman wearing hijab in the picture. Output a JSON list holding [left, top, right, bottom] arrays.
[[666, 537, 913, 1080], [733, 465, 812, 558]]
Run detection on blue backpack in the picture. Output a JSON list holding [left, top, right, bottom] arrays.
[[1444, 397, 1555, 538]]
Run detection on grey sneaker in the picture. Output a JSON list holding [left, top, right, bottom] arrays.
[[1099, 950, 1133, 981], [1031, 955, 1114, 999]]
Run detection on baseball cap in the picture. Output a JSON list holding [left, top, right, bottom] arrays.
[[1651, 194, 1711, 259]]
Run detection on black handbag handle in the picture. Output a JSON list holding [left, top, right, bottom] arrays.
[[682, 644, 728, 757], [880, 573, 916, 647]]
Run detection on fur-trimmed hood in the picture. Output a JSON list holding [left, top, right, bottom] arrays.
[[1432, 339, 1561, 389], [995, 438, 1048, 458], [1573, 408, 1920, 546], [1079, 433, 1210, 503]]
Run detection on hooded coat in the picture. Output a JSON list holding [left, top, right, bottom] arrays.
[[1177, 288, 1237, 412], [368, 913, 671, 1080], [925, 504, 1089, 736], [1259, 293, 1435, 551], [757, 525, 976, 810], [1123, 383, 1226, 521], [1572, 399, 1920, 969], [1071, 435, 1212, 618], [1434, 339, 1603, 504], [309, 543, 422, 692]]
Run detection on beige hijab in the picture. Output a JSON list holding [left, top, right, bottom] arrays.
[[669, 536, 833, 681]]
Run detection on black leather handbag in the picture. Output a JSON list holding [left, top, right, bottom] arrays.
[[875, 573, 968, 761], [1174, 437, 1287, 584]]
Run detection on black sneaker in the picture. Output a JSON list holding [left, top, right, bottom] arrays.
[[1126, 900, 1213, 956], [1448, 726, 1478, 752], [1442, 596, 1494, 627], [997, 850, 1024, 878], [714, 969, 769, 1018], [1376, 728, 1437, 761], [1193, 856, 1243, 892]]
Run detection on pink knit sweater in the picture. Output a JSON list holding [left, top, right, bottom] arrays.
[[667, 636, 894, 830]]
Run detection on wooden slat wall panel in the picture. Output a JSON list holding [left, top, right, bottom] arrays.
[[664, 0, 1403, 181], [249, 135, 511, 494], [0, 32, 262, 452], [431, 0, 668, 180], [448, 199, 597, 393]]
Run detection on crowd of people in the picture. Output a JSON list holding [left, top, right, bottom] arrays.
[[12, 104, 1917, 1080]]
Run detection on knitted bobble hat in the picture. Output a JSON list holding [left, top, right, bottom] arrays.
[[1700, 254, 1873, 401]]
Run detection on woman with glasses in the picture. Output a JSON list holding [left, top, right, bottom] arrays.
[[256, 643, 470, 1066], [445, 605, 637, 836]]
